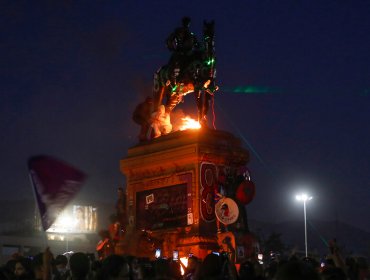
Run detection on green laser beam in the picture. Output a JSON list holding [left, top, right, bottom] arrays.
[[222, 86, 282, 94], [215, 103, 274, 177], [308, 220, 329, 247]]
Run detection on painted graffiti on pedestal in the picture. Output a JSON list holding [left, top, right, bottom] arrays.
[[136, 183, 188, 230]]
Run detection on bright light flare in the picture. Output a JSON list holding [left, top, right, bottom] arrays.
[[179, 257, 188, 275], [59, 215, 74, 226], [179, 117, 201, 131], [296, 194, 313, 202], [47, 214, 78, 233]]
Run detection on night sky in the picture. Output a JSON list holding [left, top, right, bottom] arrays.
[[1, 1, 369, 234]]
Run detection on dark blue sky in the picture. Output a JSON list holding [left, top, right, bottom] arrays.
[[1, 1, 369, 233]]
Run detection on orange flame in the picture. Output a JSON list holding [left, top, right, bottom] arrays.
[[179, 117, 201, 131]]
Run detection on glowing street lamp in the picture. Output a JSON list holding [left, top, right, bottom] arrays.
[[296, 193, 313, 258], [59, 215, 77, 251]]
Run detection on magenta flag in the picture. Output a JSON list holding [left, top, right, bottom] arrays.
[[28, 155, 87, 231]]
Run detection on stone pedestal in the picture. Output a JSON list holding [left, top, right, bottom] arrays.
[[120, 128, 249, 259]]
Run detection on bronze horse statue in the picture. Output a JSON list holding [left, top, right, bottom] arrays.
[[152, 20, 218, 136]]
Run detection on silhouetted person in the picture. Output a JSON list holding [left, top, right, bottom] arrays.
[[166, 17, 199, 84], [96, 229, 115, 260], [53, 255, 70, 280], [69, 252, 90, 280], [275, 260, 320, 280], [133, 97, 153, 142], [95, 254, 130, 280], [14, 257, 34, 279]]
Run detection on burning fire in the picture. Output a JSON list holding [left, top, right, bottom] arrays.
[[180, 257, 188, 275], [179, 117, 201, 131]]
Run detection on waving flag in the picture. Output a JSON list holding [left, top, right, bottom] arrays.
[[28, 155, 87, 231]]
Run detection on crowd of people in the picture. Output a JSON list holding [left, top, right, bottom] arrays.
[[1, 245, 368, 280]]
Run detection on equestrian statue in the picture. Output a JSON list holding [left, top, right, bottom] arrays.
[[151, 17, 218, 137]]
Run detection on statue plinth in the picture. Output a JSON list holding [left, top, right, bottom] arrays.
[[120, 128, 249, 259]]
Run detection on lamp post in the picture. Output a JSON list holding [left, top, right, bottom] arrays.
[[60, 215, 76, 252], [296, 193, 312, 258]]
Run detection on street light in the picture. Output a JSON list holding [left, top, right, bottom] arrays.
[[296, 193, 313, 258], [59, 215, 77, 252]]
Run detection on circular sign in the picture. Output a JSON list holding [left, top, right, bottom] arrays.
[[215, 197, 239, 225], [236, 180, 256, 205]]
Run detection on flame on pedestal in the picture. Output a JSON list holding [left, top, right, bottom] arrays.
[[179, 117, 201, 131]]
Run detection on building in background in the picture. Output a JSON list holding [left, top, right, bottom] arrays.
[[0, 202, 101, 264]]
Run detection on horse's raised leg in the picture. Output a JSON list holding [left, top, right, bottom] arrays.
[[153, 71, 166, 111], [151, 69, 172, 138], [165, 92, 182, 114], [195, 90, 203, 123], [195, 89, 210, 127], [202, 90, 211, 125]]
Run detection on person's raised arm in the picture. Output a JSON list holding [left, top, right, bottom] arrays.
[[328, 239, 347, 275], [42, 247, 53, 280]]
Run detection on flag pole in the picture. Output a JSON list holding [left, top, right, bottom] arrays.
[[28, 172, 49, 249]]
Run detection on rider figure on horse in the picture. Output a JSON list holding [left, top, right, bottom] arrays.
[[166, 17, 199, 85], [147, 17, 217, 139]]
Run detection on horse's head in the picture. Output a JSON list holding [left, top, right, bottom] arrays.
[[200, 20, 216, 88]]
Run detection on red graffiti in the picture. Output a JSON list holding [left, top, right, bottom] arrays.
[[200, 163, 217, 222]]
